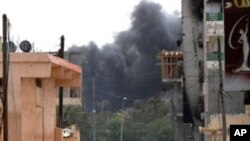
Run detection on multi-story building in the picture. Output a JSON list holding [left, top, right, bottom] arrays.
[[157, 51, 184, 141], [55, 51, 83, 106], [158, 0, 250, 141], [201, 0, 250, 141]]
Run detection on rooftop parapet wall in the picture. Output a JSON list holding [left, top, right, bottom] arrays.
[[0, 53, 81, 87]]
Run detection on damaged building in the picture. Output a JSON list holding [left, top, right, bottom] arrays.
[[158, 0, 250, 141]]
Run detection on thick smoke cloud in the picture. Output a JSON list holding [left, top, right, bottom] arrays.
[[68, 1, 182, 112]]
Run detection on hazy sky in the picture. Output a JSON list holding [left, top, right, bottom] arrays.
[[0, 0, 181, 51]]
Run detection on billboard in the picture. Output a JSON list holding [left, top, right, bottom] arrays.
[[224, 0, 250, 91]]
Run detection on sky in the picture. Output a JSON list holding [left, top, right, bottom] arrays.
[[0, 0, 181, 52]]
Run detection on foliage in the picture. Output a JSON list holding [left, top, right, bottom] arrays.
[[129, 96, 170, 123], [93, 96, 173, 141], [65, 1, 178, 140], [60, 105, 91, 141], [62, 95, 173, 141], [63, 105, 84, 127]]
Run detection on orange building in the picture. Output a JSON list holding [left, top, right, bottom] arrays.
[[0, 53, 81, 141]]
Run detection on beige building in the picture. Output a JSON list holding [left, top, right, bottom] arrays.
[[55, 51, 83, 106], [200, 113, 250, 141], [0, 53, 81, 141]]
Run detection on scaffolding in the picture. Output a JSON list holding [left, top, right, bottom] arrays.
[[157, 50, 183, 82]]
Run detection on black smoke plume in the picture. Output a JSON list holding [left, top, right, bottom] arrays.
[[68, 1, 182, 112]]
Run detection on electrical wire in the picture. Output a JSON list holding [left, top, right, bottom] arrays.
[[95, 87, 146, 100]]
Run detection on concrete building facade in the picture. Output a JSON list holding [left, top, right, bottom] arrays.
[[55, 51, 83, 106], [201, 0, 249, 141], [182, 0, 248, 141], [157, 51, 185, 141], [158, 0, 249, 141], [0, 53, 81, 141]]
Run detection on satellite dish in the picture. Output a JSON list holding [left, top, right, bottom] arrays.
[[8, 41, 17, 52], [20, 40, 32, 52]]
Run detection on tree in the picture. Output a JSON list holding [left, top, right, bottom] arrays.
[[145, 118, 174, 141], [60, 105, 91, 141], [102, 114, 122, 141], [89, 95, 174, 141]]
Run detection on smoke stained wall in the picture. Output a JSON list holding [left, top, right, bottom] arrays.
[[68, 1, 182, 112]]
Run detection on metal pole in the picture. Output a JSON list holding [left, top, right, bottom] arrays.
[[217, 37, 227, 141], [120, 97, 127, 141], [2, 14, 9, 141], [92, 110, 96, 141], [92, 76, 96, 141], [58, 35, 64, 128]]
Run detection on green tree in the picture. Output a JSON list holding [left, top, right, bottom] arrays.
[[103, 114, 122, 141], [91, 95, 174, 141], [130, 96, 169, 123], [145, 118, 174, 141], [61, 105, 91, 141]]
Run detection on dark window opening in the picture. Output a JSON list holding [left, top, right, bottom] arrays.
[[70, 88, 80, 98]]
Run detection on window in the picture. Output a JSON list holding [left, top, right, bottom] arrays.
[[70, 87, 80, 98]]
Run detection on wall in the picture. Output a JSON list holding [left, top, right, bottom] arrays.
[[56, 51, 82, 106], [207, 114, 250, 141], [0, 53, 82, 141], [182, 0, 204, 140]]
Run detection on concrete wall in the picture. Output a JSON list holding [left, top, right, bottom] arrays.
[[8, 78, 58, 141], [204, 0, 246, 136], [0, 53, 81, 141], [207, 68, 245, 114], [56, 97, 82, 105], [57, 51, 82, 106], [206, 114, 250, 141], [182, 1, 247, 141], [182, 0, 204, 140]]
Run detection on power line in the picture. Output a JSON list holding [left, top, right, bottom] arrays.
[[95, 88, 146, 100]]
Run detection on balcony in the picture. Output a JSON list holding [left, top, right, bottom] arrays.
[[206, 12, 223, 21], [157, 50, 183, 82], [207, 52, 224, 61]]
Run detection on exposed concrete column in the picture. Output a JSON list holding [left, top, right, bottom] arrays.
[[20, 78, 37, 141], [43, 78, 57, 141], [182, 0, 204, 140], [7, 73, 21, 141]]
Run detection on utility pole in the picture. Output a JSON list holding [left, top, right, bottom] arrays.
[[120, 97, 127, 141], [2, 14, 9, 141], [217, 37, 227, 141], [58, 35, 64, 128], [92, 76, 96, 141]]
